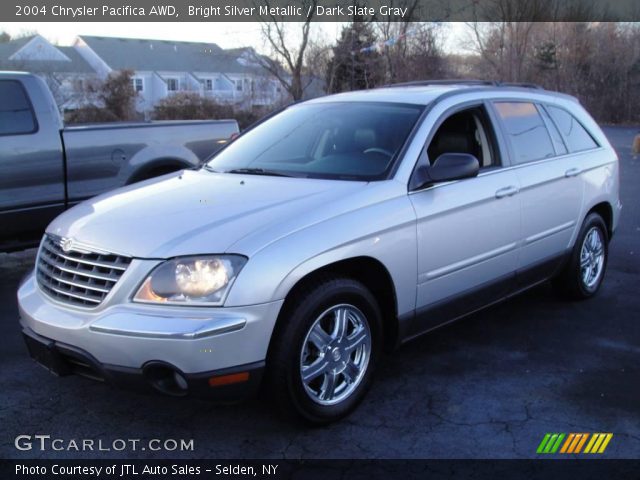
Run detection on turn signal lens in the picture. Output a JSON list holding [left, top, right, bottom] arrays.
[[208, 372, 250, 387]]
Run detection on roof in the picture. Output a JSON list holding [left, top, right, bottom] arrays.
[[0, 36, 34, 62], [307, 83, 576, 106], [308, 85, 461, 105], [0, 35, 34, 54], [78, 36, 264, 74], [0, 36, 96, 74]]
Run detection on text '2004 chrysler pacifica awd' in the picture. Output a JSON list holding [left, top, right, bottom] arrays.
[[18, 81, 621, 423]]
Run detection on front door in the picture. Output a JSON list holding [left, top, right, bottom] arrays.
[[408, 104, 521, 336]]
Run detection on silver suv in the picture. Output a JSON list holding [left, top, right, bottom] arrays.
[[18, 81, 621, 423]]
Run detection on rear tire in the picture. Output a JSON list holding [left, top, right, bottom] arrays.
[[554, 213, 608, 300], [266, 276, 382, 424]]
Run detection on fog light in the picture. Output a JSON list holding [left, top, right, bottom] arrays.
[[173, 371, 188, 390], [144, 363, 188, 396]]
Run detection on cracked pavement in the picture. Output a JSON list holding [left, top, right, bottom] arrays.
[[0, 127, 638, 459]]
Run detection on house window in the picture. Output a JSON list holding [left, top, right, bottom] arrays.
[[204, 79, 213, 91], [236, 80, 243, 92], [166, 78, 178, 92], [132, 77, 143, 92]]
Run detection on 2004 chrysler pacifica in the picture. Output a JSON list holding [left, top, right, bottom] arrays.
[[18, 81, 621, 423]]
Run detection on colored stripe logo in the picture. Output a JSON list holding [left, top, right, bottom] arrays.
[[537, 433, 613, 454]]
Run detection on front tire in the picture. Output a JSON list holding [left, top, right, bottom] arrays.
[[266, 276, 382, 424], [555, 213, 609, 299]]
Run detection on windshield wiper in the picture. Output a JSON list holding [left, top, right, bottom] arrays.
[[224, 168, 295, 178]]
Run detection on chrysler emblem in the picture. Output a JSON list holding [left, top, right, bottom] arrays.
[[60, 237, 74, 253]]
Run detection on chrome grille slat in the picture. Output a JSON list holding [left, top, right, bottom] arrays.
[[36, 234, 131, 308], [36, 265, 111, 294], [37, 276, 103, 304], [38, 253, 120, 282], [41, 241, 128, 271]]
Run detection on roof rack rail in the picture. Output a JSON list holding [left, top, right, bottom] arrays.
[[385, 79, 497, 88], [497, 82, 544, 89], [384, 79, 544, 90]]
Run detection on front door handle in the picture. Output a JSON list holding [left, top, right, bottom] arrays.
[[495, 185, 519, 199], [565, 167, 582, 177]]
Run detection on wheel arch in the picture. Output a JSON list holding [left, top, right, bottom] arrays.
[[123, 143, 201, 184], [125, 157, 193, 184], [267, 256, 400, 358], [585, 201, 613, 239]]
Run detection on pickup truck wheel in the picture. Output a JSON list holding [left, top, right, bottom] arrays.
[[554, 213, 608, 299], [267, 277, 382, 424]]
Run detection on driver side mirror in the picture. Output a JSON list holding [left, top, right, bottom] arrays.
[[414, 153, 479, 189]]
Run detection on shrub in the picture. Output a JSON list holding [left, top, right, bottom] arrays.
[[153, 93, 234, 120], [65, 70, 139, 124], [100, 70, 137, 120], [64, 105, 119, 124]]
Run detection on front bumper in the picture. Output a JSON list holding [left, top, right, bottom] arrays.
[[22, 327, 264, 400], [18, 272, 283, 399]]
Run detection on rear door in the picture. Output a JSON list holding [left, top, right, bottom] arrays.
[[491, 101, 583, 285]]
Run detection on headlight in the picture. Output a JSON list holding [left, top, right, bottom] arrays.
[[133, 255, 246, 306]]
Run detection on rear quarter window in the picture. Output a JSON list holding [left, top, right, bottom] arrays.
[[546, 105, 598, 152], [0, 80, 37, 136], [494, 102, 555, 164]]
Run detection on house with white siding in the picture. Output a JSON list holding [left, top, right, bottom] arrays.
[[73, 36, 287, 115]]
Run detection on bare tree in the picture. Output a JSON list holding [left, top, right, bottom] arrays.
[[255, 0, 318, 101], [304, 38, 331, 93], [466, 0, 557, 82], [374, 0, 421, 83]]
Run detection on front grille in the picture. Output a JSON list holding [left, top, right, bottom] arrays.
[[36, 234, 131, 308]]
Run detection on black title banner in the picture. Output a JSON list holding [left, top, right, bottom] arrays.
[[4, 0, 640, 22], [3, 459, 640, 480]]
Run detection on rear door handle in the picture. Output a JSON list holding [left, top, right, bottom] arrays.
[[495, 185, 519, 199], [565, 167, 582, 177]]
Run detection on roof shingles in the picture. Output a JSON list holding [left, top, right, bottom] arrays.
[[0, 36, 96, 74], [79, 36, 262, 74]]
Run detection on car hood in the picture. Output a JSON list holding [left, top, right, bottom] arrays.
[[47, 170, 368, 258]]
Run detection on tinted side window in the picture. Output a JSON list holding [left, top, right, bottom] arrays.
[[494, 102, 555, 164], [0, 80, 37, 135], [538, 106, 567, 155], [547, 106, 598, 152]]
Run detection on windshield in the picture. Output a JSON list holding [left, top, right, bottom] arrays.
[[206, 102, 424, 180]]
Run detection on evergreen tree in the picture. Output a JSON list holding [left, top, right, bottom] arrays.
[[326, 20, 383, 93]]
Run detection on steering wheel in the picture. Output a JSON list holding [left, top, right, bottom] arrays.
[[363, 147, 393, 158]]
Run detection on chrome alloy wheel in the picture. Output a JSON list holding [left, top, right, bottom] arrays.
[[580, 226, 605, 289], [299, 304, 371, 406]]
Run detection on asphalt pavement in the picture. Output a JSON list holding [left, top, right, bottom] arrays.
[[0, 127, 638, 459]]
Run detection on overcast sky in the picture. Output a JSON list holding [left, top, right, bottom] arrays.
[[0, 22, 468, 53]]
